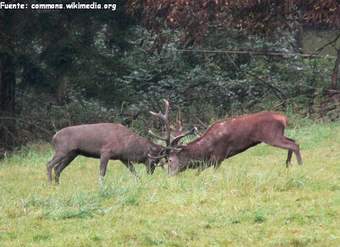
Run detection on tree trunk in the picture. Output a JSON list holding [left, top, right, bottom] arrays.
[[0, 53, 16, 149], [293, 11, 303, 53], [331, 49, 340, 90], [57, 76, 68, 105]]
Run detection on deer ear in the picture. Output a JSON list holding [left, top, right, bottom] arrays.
[[164, 145, 185, 153], [170, 127, 197, 146], [176, 145, 185, 151]]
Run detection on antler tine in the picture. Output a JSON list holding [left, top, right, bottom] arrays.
[[149, 111, 165, 121], [162, 99, 171, 146], [149, 99, 170, 123], [162, 99, 169, 120], [176, 107, 181, 121], [170, 127, 198, 147], [149, 99, 171, 146], [175, 108, 183, 132]]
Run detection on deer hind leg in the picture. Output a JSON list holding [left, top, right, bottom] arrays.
[[99, 153, 111, 185], [47, 153, 65, 183], [266, 136, 303, 166], [54, 152, 77, 184]]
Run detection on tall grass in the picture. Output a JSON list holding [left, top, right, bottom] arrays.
[[0, 122, 339, 246]]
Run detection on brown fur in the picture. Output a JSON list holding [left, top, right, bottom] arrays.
[[47, 123, 162, 184], [168, 112, 302, 175]]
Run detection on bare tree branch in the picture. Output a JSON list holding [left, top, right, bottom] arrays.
[[315, 32, 340, 54]]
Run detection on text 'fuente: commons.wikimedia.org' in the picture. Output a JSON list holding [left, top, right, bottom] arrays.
[[0, 1, 117, 11]]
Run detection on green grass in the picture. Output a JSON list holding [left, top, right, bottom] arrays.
[[0, 122, 340, 246]]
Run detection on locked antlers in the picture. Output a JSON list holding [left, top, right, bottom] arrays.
[[149, 99, 197, 155]]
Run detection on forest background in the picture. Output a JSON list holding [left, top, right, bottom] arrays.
[[0, 0, 340, 154]]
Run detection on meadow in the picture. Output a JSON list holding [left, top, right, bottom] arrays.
[[0, 121, 339, 246]]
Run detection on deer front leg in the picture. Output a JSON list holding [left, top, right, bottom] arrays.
[[54, 152, 77, 184], [286, 150, 293, 168], [123, 160, 140, 180], [146, 163, 156, 175], [196, 160, 210, 175], [213, 159, 223, 170]]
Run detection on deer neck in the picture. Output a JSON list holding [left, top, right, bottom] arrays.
[[179, 139, 212, 163]]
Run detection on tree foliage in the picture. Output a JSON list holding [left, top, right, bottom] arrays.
[[128, 0, 340, 44], [0, 1, 135, 151], [0, 1, 339, 154]]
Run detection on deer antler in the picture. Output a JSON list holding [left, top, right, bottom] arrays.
[[175, 108, 183, 133], [148, 130, 168, 141], [149, 100, 198, 158], [149, 99, 171, 146], [149, 99, 169, 122]]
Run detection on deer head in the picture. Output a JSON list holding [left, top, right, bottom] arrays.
[[148, 99, 198, 170]]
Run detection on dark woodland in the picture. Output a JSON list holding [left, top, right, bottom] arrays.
[[0, 0, 340, 155]]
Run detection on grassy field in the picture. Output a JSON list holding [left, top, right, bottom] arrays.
[[0, 121, 340, 246]]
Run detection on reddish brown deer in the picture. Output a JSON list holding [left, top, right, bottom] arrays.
[[153, 111, 303, 176]]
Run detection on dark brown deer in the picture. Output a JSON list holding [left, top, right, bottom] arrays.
[[154, 111, 303, 176], [47, 123, 163, 184], [47, 100, 195, 184]]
